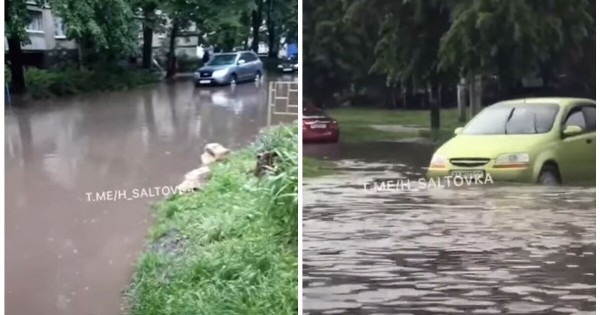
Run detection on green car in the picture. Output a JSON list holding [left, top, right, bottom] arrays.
[[427, 97, 595, 185]]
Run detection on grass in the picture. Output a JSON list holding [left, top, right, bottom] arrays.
[[17, 66, 161, 99], [128, 125, 297, 315], [328, 108, 462, 143], [303, 156, 338, 178]]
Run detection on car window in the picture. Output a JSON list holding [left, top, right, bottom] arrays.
[[242, 53, 257, 62], [582, 106, 596, 131], [564, 108, 587, 131], [463, 104, 558, 135], [303, 107, 327, 117], [207, 54, 237, 66]]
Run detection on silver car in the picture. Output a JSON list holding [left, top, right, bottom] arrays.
[[193, 51, 264, 86]]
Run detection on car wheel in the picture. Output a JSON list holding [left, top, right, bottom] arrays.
[[229, 74, 237, 86], [255, 71, 262, 82], [537, 164, 560, 185]]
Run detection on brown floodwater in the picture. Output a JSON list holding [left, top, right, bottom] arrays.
[[303, 144, 595, 315], [5, 74, 296, 315]]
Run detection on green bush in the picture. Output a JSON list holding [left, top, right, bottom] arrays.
[[23, 66, 160, 99], [128, 125, 298, 315], [177, 56, 204, 72]]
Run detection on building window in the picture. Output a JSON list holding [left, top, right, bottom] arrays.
[[26, 10, 43, 32], [54, 17, 67, 38]]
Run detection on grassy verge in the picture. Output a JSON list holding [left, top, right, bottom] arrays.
[[303, 156, 338, 178], [20, 66, 161, 99], [328, 108, 462, 143], [128, 126, 297, 315]]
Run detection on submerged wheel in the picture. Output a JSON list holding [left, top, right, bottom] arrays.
[[538, 164, 560, 185], [229, 74, 237, 85]]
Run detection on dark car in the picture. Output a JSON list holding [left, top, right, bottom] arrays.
[[277, 56, 298, 73], [303, 107, 339, 143]]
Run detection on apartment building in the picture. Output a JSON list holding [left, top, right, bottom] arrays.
[[7, 3, 199, 68], [8, 3, 288, 68]]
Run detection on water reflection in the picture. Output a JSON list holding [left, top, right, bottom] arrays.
[[4, 74, 293, 315]]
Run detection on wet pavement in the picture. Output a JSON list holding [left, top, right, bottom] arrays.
[[303, 143, 596, 315], [5, 74, 296, 315]]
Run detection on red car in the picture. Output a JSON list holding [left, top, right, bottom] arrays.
[[303, 107, 339, 143]]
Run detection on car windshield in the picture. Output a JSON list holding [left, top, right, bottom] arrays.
[[303, 107, 327, 117], [207, 54, 237, 66], [462, 104, 559, 135]]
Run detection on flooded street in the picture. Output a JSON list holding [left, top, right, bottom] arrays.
[[5, 74, 295, 315], [303, 143, 596, 315]]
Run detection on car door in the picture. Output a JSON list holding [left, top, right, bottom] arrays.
[[581, 105, 596, 181], [557, 105, 590, 183], [245, 52, 260, 78], [238, 53, 254, 80]]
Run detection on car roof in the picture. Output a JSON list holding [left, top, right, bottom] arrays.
[[494, 97, 595, 107], [215, 51, 256, 55]]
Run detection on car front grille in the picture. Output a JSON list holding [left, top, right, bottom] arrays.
[[200, 71, 212, 77], [449, 158, 490, 168]]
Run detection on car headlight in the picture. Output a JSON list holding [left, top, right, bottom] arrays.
[[429, 154, 447, 169], [194, 72, 200, 78], [213, 68, 229, 77], [277, 64, 283, 68], [494, 153, 529, 167], [293, 64, 298, 68]]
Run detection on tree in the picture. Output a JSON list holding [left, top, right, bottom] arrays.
[[355, 0, 452, 127], [5, 0, 34, 93], [132, 0, 161, 69], [439, 0, 594, 116], [265, 0, 296, 57], [250, 0, 264, 52], [51, 0, 139, 64]]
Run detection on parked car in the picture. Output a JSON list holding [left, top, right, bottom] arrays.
[[303, 106, 339, 143], [277, 56, 298, 73], [427, 97, 596, 185], [193, 51, 264, 86]]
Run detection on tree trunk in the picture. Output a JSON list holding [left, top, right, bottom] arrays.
[[166, 21, 179, 78], [266, 0, 277, 57], [244, 12, 251, 49], [473, 74, 483, 115], [7, 36, 26, 94], [457, 77, 467, 122], [430, 82, 440, 130], [142, 6, 155, 69], [467, 73, 476, 119], [401, 81, 407, 109], [251, 0, 264, 53]]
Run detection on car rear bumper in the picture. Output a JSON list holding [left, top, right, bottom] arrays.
[[303, 129, 339, 142]]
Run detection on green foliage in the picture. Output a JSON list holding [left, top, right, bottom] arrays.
[[50, 0, 139, 59], [305, 0, 595, 106], [176, 56, 204, 72], [128, 125, 298, 315], [328, 108, 461, 143], [25, 66, 160, 98], [439, 0, 594, 82], [5, 0, 37, 40]]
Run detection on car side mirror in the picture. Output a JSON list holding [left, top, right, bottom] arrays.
[[454, 127, 464, 135], [562, 125, 583, 137], [237, 59, 246, 65]]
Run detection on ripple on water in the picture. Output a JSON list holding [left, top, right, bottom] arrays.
[[303, 160, 596, 314]]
